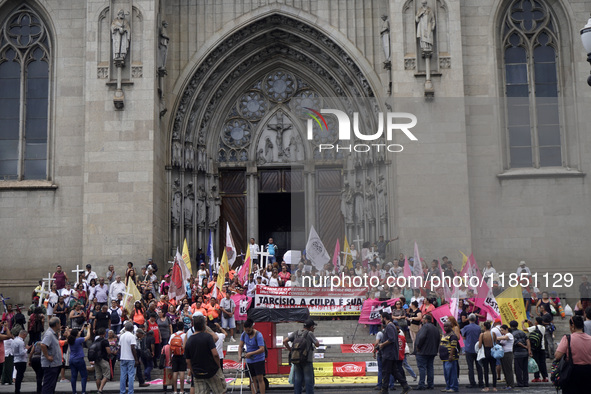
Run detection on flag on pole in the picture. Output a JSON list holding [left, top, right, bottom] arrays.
[[332, 239, 341, 272], [403, 257, 412, 279], [176, 248, 191, 284], [226, 223, 237, 268], [413, 242, 423, 278], [123, 278, 143, 315], [459, 250, 469, 271], [217, 247, 229, 291], [207, 230, 214, 281], [342, 236, 354, 270], [169, 257, 186, 300], [305, 225, 331, 270], [237, 244, 251, 285], [182, 238, 192, 274]]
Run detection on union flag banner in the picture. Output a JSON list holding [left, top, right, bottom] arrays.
[[340, 344, 374, 353]]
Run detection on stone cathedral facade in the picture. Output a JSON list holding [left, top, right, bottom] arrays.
[[1, 0, 590, 304]]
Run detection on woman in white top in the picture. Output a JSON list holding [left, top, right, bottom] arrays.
[[46, 284, 59, 317], [268, 269, 280, 287], [482, 261, 497, 284]]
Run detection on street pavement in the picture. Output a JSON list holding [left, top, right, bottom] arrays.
[[0, 376, 557, 393]]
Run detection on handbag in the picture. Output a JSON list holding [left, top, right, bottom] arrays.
[[288, 363, 295, 385], [475, 343, 485, 362], [551, 334, 573, 389], [528, 357, 539, 373], [491, 343, 504, 360]]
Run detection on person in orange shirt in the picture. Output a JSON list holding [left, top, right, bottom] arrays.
[[190, 297, 207, 316], [132, 301, 145, 327], [207, 297, 221, 328]]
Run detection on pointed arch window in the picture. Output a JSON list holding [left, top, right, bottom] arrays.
[[502, 0, 561, 168], [0, 6, 51, 180]]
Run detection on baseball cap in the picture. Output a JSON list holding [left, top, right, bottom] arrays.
[[494, 317, 502, 324], [519, 261, 526, 266], [192, 311, 204, 317], [304, 318, 317, 328]]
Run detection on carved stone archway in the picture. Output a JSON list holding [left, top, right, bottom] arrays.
[[168, 13, 391, 260]]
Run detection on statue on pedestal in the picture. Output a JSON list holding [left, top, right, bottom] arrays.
[[111, 9, 131, 61], [416, 1, 436, 54]]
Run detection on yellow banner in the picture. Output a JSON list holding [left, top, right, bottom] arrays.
[[123, 278, 142, 315], [313, 362, 334, 377], [496, 286, 527, 329], [182, 238, 192, 273]]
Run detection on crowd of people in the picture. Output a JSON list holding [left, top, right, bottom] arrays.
[[0, 245, 590, 394]]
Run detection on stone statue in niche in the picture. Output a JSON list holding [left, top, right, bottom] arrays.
[[171, 178, 181, 227], [111, 9, 131, 61], [365, 177, 376, 222], [257, 148, 267, 166], [184, 182, 194, 226], [416, 0, 436, 53], [354, 180, 365, 223], [196, 145, 207, 172], [380, 15, 391, 62], [207, 185, 221, 228], [158, 21, 169, 74], [184, 142, 195, 170], [264, 137, 274, 163], [341, 180, 354, 225], [172, 140, 182, 167], [377, 174, 388, 222], [196, 184, 207, 227], [284, 134, 300, 162]]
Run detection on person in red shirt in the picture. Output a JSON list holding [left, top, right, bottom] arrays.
[[147, 314, 161, 368], [278, 265, 291, 286]]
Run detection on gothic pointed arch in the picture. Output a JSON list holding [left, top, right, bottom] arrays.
[[167, 12, 391, 258], [0, 1, 54, 181]]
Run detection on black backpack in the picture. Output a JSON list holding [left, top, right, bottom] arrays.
[[290, 330, 312, 365], [88, 339, 103, 362], [109, 309, 120, 324], [529, 327, 543, 350]]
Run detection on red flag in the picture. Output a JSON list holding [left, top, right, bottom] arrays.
[[169, 259, 186, 300], [431, 304, 464, 347]]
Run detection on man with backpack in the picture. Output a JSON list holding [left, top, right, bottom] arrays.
[[89, 327, 112, 394], [522, 317, 548, 382], [169, 321, 187, 394], [283, 318, 320, 394]]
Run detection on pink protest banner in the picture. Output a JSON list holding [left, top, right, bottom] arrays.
[[431, 304, 465, 347], [358, 298, 399, 324], [231, 294, 252, 321]]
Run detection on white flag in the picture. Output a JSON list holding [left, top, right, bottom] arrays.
[[226, 223, 237, 267], [176, 248, 191, 284], [413, 242, 423, 278], [305, 225, 330, 270]]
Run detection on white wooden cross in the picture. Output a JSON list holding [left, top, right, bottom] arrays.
[[341, 249, 353, 266], [121, 288, 135, 308], [43, 272, 55, 290], [37, 283, 49, 307], [352, 236, 364, 251], [256, 248, 271, 269], [72, 265, 85, 281]]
